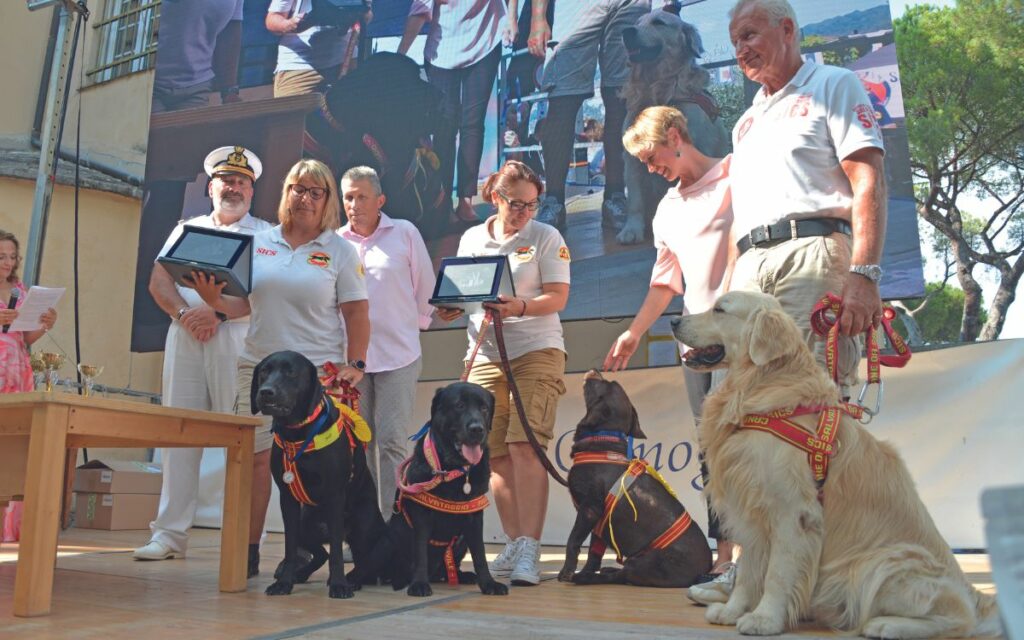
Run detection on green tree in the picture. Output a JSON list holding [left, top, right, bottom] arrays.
[[895, 0, 1024, 341], [894, 282, 988, 344]]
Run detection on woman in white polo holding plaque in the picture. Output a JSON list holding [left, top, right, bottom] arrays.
[[436, 160, 570, 586], [193, 158, 369, 577]]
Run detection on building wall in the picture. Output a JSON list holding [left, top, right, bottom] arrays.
[[0, 177, 162, 396]]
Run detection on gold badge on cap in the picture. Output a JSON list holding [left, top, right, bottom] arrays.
[[204, 145, 263, 181]]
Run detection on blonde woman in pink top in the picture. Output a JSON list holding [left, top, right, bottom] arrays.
[[339, 166, 436, 511], [604, 105, 738, 580]]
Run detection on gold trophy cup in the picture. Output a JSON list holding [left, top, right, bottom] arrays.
[[39, 352, 66, 392], [76, 364, 104, 397]]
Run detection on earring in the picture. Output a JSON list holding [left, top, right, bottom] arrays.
[[675, 151, 681, 158]]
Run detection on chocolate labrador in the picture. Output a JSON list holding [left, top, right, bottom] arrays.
[[558, 370, 712, 587], [251, 350, 387, 598]]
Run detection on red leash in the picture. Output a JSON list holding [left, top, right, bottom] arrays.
[[810, 293, 911, 421]]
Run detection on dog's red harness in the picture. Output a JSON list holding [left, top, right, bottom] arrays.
[[272, 371, 366, 507], [571, 450, 692, 563], [395, 430, 489, 585], [740, 404, 864, 503]]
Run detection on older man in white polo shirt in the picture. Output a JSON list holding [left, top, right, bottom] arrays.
[[686, 0, 887, 608], [727, 0, 886, 385], [135, 146, 273, 561]]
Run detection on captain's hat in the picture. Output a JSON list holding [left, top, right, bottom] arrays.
[[203, 145, 263, 181]]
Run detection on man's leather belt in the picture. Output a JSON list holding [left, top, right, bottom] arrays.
[[736, 218, 852, 256]]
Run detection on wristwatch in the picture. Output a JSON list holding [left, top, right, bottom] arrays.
[[347, 359, 366, 371], [850, 264, 883, 283], [215, 311, 228, 322]]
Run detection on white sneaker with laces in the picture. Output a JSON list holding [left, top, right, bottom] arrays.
[[133, 540, 183, 561], [489, 537, 523, 578], [509, 536, 541, 586], [687, 562, 736, 605]]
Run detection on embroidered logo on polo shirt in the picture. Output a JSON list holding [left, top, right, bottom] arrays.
[[513, 246, 535, 263], [256, 247, 277, 257], [788, 93, 811, 118], [307, 252, 331, 268], [558, 246, 570, 261], [854, 104, 878, 130], [736, 116, 754, 142]]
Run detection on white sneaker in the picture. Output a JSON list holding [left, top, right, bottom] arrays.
[[133, 540, 184, 561], [489, 537, 523, 578], [509, 536, 541, 586], [687, 562, 735, 605]]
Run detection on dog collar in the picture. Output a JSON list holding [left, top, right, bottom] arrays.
[[396, 430, 475, 496]]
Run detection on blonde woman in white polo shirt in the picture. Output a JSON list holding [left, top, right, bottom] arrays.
[[436, 160, 571, 585], [193, 158, 370, 578]]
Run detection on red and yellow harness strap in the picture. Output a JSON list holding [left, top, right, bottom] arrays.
[[394, 491, 490, 586], [741, 404, 861, 501], [274, 402, 368, 507], [571, 452, 687, 563]]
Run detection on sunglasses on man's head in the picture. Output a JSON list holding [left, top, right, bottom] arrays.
[[497, 190, 541, 212], [289, 184, 328, 200]]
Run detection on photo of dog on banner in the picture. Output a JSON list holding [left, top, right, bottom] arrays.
[[68, 0, 1007, 637]]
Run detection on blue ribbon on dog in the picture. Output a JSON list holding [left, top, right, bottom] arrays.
[[408, 421, 431, 441]]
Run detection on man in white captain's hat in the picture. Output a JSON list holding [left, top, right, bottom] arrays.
[[135, 146, 273, 570]]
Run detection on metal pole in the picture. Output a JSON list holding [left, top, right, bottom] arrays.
[[23, 0, 84, 287]]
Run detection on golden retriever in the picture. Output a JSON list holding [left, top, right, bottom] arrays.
[[616, 10, 731, 245], [671, 291, 1000, 638]]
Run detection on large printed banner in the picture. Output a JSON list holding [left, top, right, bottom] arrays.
[[130, 0, 924, 352], [192, 339, 1024, 550]]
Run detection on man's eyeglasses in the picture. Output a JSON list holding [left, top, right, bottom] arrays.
[[289, 184, 328, 201], [497, 191, 541, 212]]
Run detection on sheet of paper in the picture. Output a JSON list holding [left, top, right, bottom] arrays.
[[8, 286, 65, 332]]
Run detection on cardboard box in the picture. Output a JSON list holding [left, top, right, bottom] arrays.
[[73, 460, 163, 495], [74, 492, 160, 530]]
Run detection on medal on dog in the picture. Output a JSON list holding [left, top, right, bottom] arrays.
[[283, 471, 295, 485], [463, 478, 471, 495]]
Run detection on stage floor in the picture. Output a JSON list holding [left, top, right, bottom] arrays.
[[0, 529, 995, 639]]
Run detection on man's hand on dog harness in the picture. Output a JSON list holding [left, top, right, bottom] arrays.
[[838, 271, 882, 336]]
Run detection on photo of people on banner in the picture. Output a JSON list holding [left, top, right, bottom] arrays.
[[130, 0, 924, 351]]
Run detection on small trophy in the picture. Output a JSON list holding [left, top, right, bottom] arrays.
[[30, 352, 46, 390], [76, 364, 104, 397], [39, 352, 66, 392]]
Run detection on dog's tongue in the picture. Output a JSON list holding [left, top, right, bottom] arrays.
[[461, 443, 484, 465]]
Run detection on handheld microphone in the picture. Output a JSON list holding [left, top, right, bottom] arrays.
[[2, 288, 19, 334]]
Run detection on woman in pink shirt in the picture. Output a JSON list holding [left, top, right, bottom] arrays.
[[339, 167, 436, 511], [0, 229, 57, 393], [604, 106, 739, 583]]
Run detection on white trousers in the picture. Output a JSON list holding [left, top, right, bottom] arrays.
[[149, 321, 247, 552], [355, 357, 422, 512]]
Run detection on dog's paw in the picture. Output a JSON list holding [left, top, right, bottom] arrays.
[[328, 583, 355, 599], [457, 570, 477, 585], [479, 580, 509, 596], [407, 581, 433, 597], [706, 602, 742, 626], [863, 616, 926, 639], [570, 570, 601, 585], [616, 219, 646, 245], [736, 610, 786, 636], [265, 580, 294, 596], [557, 568, 575, 583]]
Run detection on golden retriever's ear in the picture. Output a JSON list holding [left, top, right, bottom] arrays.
[[747, 308, 799, 366], [680, 21, 705, 60]]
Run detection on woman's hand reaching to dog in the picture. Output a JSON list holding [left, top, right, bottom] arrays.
[[605, 329, 641, 372]]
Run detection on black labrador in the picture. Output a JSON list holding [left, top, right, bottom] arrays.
[[251, 350, 387, 598], [370, 382, 508, 597], [558, 370, 712, 587]]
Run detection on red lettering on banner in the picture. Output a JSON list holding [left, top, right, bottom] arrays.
[[854, 103, 878, 130], [256, 247, 277, 256]]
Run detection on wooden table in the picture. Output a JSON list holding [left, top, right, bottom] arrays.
[[0, 392, 261, 617]]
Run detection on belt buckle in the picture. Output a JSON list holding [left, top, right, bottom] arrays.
[[750, 224, 771, 246]]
